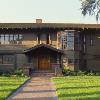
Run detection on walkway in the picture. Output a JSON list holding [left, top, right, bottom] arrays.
[[7, 73, 58, 100]]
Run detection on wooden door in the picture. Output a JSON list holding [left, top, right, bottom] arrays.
[[38, 55, 50, 70]]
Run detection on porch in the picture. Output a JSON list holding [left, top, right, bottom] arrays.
[[24, 44, 63, 75]]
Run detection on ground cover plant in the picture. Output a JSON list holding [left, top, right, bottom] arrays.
[[0, 76, 28, 100], [53, 76, 100, 100]]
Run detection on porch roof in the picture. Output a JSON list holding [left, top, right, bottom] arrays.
[[24, 44, 63, 54]]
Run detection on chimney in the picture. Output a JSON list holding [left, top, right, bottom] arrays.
[[36, 19, 42, 23]]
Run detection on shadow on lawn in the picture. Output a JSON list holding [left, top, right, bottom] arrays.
[[59, 91, 100, 100], [0, 89, 14, 92], [57, 85, 100, 90], [0, 83, 22, 86]]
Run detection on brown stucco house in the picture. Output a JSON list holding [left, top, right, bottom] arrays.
[[0, 19, 100, 74]]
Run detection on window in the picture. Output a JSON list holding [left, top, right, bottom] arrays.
[[0, 34, 23, 45], [18, 34, 23, 44], [9, 34, 14, 44], [5, 34, 9, 44], [67, 32, 74, 50], [1, 34, 5, 44], [14, 34, 18, 44], [0, 55, 14, 64]]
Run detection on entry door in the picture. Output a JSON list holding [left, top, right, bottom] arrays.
[[38, 55, 50, 70]]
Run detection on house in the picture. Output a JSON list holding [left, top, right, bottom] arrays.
[[0, 19, 100, 74]]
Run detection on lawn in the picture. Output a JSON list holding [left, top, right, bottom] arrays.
[[53, 76, 100, 100], [0, 76, 28, 100]]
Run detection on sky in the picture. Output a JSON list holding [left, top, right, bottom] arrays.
[[0, 0, 98, 23]]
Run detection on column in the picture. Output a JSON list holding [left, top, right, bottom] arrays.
[[57, 32, 59, 49]]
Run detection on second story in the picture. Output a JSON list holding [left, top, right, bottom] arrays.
[[0, 28, 58, 50], [0, 19, 100, 53], [0, 19, 59, 51]]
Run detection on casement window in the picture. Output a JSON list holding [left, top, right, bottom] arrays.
[[0, 34, 23, 45], [60, 30, 78, 50], [18, 34, 23, 44], [0, 55, 14, 64], [67, 32, 74, 50], [1, 34, 5, 44]]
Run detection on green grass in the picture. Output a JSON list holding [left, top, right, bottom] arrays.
[[53, 76, 100, 100], [0, 76, 28, 100]]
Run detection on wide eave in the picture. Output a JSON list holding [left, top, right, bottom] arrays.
[[0, 23, 100, 29]]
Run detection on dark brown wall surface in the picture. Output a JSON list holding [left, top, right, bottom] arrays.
[[81, 29, 100, 71]]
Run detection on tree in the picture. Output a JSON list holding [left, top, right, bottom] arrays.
[[81, 0, 100, 22]]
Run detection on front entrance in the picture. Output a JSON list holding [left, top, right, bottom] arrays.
[[38, 55, 50, 70]]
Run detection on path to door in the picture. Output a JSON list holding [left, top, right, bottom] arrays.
[[7, 73, 58, 100]]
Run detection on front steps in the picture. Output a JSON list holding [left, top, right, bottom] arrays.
[[32, 70, 56, 77]]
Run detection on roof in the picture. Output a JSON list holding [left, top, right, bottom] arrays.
[[24, 43, 63, 54], [0, 23, 100, 29]]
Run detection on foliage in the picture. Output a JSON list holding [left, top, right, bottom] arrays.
[[62, 66, 100, 76], [0, 76, 28, 100], [0, 68, 25, 77], [53, 76, 100, 100], [13, 68, 25, 76], [76, 70, 86, 76], [81, 0, 100, 22], [62, 66, 71, 76]]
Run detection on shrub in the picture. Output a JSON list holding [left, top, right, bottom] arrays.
[[95, 72, 100, 76], [87, 72, 95, 76], [62, 66, 100, 76], [2, 71, 11, 77], [0, 71, 3, 75], [0, 68, 26, 77], [76, 70, 86, 76], [62, 66, 71, 76], [69, 71, 76, 76], [13, 68, 25, 76]]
